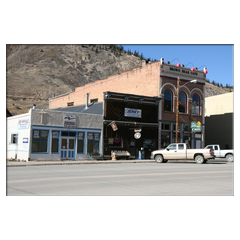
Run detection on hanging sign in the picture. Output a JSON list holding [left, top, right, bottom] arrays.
[[124, 108, 142, 118], [191, 121, 201, 132], [64, 114, 76, 128], [134, 132, 141, 139], [109, 121, 118, 131]]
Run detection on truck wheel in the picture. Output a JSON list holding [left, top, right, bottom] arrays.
[[195, 154, 204, 164], [155, 155, 164, 163], [226, 154, 234, 162]]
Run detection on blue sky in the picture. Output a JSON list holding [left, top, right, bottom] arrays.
[[122, 45, 233, 87]]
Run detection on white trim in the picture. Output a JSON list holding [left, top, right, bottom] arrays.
[[159, 83, 177, 95]]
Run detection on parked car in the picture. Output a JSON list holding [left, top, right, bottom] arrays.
[[204, 145, 234, 162], [151, 143, 214, 164]]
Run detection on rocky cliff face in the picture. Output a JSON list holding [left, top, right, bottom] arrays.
[[6, 44, 231, 115]]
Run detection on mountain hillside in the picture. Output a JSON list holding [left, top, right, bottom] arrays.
[[6, 44, 232, 115]]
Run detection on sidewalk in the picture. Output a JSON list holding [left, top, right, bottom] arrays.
[[6, 159, 155, 167]]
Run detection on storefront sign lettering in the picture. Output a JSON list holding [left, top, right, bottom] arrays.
[[191, 121, 201, 132], [52, 131, 59, 139], [18, 119, 29, 129], [169, 67, 198, 76], [124, 108, 142, 118], [78, 132, 84, 140], [88, 133, 93, 140], [64, 114, 76, 128], [33, 130, 40, 139], [94, 134, 100, 141]]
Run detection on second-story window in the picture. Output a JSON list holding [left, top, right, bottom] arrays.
[[192, 94, 200, 115], [179, 91, 187, 113], [164, 89, 172, 111]]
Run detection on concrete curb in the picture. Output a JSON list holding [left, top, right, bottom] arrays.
[[6, 159, 155, 167]]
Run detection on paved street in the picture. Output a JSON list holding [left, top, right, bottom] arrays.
[[6, 160, 234, 196]]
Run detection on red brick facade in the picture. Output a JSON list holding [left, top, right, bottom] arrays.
[[49, 59, 206, 149], [49, 62, 161, 109]]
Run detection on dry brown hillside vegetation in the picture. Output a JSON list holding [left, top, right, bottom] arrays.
[[6, 44, 232, 115]]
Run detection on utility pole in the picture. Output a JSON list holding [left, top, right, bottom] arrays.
[[175, 78, 197, 143], [176, 77, 180, 143]]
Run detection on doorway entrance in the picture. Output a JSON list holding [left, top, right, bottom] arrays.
[[61, 137, 75, 160]]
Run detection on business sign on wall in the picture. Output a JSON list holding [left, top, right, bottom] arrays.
[[191, 121, 202, 132], [124, 108, 142, 118], [160, 64, 206, 81], [63, 115, 76, 128], [18, 119, 30, 129]]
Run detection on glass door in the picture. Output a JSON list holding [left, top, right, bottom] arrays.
[[61, 137, 75, 160]]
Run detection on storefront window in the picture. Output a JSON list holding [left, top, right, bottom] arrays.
[[87, 133, 100, 154], [173, 132, 180, 143], [192, 94, 200, 115], [183, 133, 191, 148], [77, 132, 84, 153], [161, 132, 170, 148], [32, 130, 48, 153], [183, 124, 190, 132], [164, 89, 172, 111], [179, 91, 186, 113], [162, 123, 170, 130], [52, 131, 59, 153], [108, 138, 122, 147]]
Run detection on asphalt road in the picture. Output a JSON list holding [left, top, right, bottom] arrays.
[[6, 160, 234, 196]]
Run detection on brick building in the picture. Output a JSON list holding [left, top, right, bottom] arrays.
[[49, 58, 207, 150]]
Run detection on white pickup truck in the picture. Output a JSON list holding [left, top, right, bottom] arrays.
[[204, 145, 234, 162], [151, 143, 214, 164]]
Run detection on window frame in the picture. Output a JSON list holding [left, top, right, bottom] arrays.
[[10, 133, 18, 145], [51, 130, 60, 153], [192, 93, 200, 115], [77, 132, 85, 154], [87, 132, 101, 154], [32, 129, 49, 153], [179, 91, 187, 113], [164, 89, 173, 112]]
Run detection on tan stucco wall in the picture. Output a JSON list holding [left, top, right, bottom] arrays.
[[205, 92, 233, 116]]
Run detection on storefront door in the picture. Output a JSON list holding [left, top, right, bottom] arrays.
[[61, 137, 75, 160]]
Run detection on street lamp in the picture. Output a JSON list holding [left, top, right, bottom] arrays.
[[175, 77, 197, 143]]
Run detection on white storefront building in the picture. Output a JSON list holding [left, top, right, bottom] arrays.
[[7, 104, 103, 161]]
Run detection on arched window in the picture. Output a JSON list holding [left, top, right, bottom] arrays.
[[192, 93, 200, 114], [179, 91, 186, 113], [164, 89, 172, 111]]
